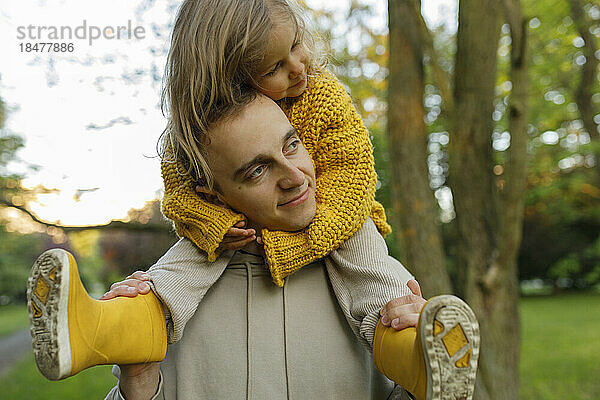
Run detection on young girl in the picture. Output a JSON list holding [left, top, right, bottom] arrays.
[[27, 1, 479, 399]]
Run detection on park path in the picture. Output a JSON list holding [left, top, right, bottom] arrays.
[[0, 329, 31, 377]]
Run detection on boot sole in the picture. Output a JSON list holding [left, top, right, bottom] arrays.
[[420, 295, 480, 400], [27, 249, 73, 380]]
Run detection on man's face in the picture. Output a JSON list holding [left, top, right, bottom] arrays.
[[206, 96, 316, 231]]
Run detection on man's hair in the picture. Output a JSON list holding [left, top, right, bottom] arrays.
[[158, 0, 323, 189]]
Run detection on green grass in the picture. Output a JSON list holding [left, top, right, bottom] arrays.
[[0, 354, 116, 399], [0, 304, 29, 338], [520, 292, 600, 400], [0, 303, 117, 399]]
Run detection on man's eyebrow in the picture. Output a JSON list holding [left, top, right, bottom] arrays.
[[232, 128, 299, 180], [283, 127, 299, 143]]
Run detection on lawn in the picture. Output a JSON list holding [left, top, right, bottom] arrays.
[[0, 294, 598, 398], [0, 354, 116, 399], [0, 303, 118, 399], [0, 304, 29, 338], [519, 292, 600, 400]]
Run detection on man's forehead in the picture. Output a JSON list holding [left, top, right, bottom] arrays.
[[207, 98, 295, 171]]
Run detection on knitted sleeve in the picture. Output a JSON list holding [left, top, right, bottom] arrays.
[[324, 218, 413, 350], [161, 160, 245, 262], [261, 70, 391, 286]]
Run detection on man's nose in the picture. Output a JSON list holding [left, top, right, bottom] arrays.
[[279, 162, 305, 189]]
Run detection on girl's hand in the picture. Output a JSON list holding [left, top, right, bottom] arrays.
[[379, 279, 426, 331], [219, 221, 257, 251], [98, 271, 151, 300]]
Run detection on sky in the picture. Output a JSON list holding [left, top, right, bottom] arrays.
[[0, 0, 458, 226]]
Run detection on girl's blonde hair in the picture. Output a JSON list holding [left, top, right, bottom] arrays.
[[159, 0, 321, 189]]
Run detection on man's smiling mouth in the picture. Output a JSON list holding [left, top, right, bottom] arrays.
[[278, 187, 309, 207]]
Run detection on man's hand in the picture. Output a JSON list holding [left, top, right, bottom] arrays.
[[379, 279, 426, 331], [99, 271, 152, 300], [119, 362, 161, 400]]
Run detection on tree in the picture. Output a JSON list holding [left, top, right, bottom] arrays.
[[387, 0, 451, 296], [452, 0, 529, 396], [0, 92, 176, 299], [386, 0, 530, 397], [567, 0, 600, 145]]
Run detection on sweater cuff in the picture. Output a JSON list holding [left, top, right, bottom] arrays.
[[174, 211, 244, 261], [261, 229, 320, 287], [162, 184, 244, 261]]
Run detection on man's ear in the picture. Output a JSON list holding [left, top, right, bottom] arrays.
[[195, 185, 227, 207]]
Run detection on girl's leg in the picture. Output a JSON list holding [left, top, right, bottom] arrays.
[[27, 249, 167, 380], [373, 295, 480, 400]]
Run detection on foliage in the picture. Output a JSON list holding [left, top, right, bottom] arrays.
[[519, 163, 600, 286], [67, 230, 108, 295], [98, 200, 176, 283], [514, 0, 600, 287], [0, 228, 47, 304], [0, 95, 28, 211]]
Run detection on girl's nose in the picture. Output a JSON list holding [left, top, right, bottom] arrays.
[[288, 55, 304, 79]]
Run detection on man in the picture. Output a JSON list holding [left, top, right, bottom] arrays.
[[104, 95, 478, 400]]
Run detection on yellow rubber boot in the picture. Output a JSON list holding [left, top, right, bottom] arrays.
[[374, 324, 427, 400], [373, 295, 480, 400], [27, 248, 167, 380]]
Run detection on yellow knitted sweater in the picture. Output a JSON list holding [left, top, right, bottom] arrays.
[[161, 70, 391, 287]]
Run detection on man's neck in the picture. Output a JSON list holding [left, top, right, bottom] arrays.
[[241, 239, 265, 256]]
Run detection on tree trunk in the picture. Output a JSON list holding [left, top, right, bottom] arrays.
[[449, 0, 523, 398], [568, 0, 599, 140], [568, 0, 599, 187], [387, 0, 451, 297], [496, 0, 530, 397]]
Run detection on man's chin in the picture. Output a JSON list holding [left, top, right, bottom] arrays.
[[269, 211, 316, 232]]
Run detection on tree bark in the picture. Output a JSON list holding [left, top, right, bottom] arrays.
[[450, 0, 508, 398], [568, 0, 599, 140], [450, 0, 529, 398], [387, 0, 451, 297], [495, 0, 529, 397]]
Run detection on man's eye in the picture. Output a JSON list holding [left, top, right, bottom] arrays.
[[248, 165, 265, 179], [286, 139, 300, 152]]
